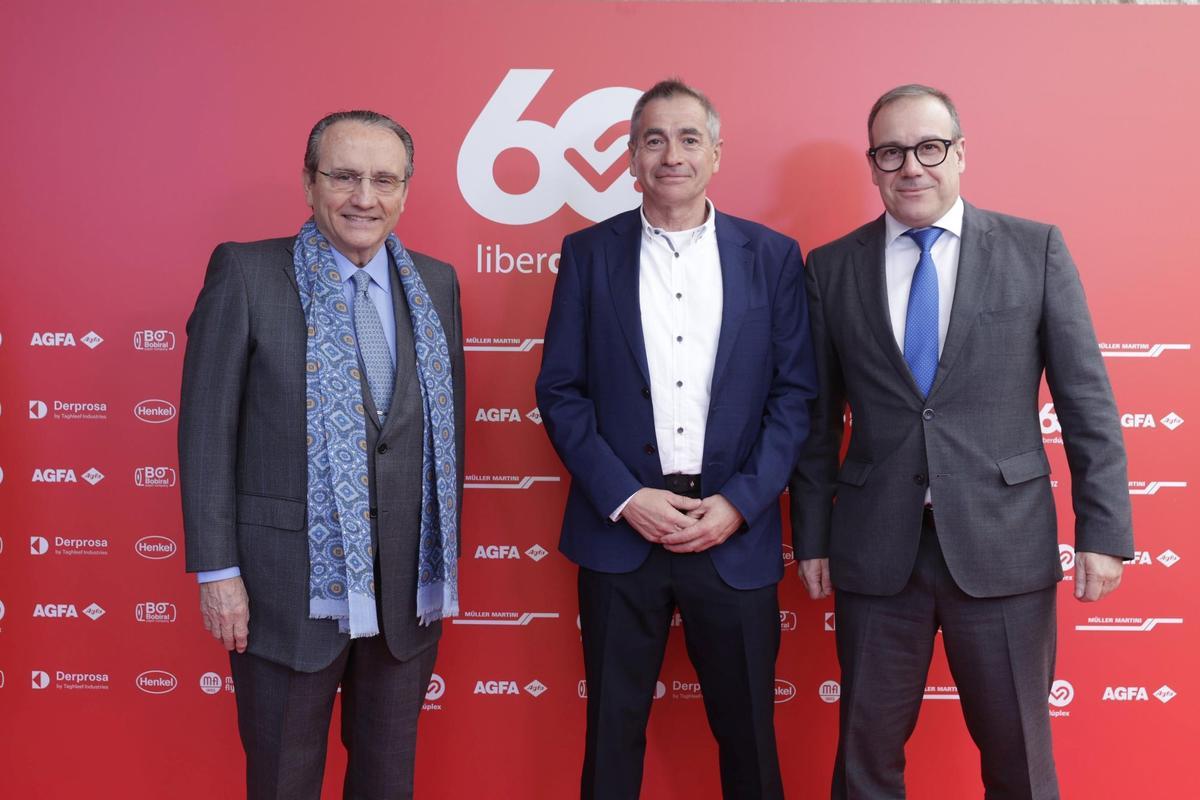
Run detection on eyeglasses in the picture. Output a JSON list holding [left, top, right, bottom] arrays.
[[867, 139, 955, 173], [316, 169, 407, 195]]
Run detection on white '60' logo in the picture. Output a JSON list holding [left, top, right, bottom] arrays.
[[458, 69, 642, 225]]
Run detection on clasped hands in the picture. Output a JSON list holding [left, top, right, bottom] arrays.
[[621, 488, 743, 553]]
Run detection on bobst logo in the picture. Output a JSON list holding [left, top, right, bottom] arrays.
[[136, 670, 178, 695], [135, 535, 177, 560], [133, 330, 176, 351], [134, 466, 177, 488], [458, 69, 641, 224], [133, 399, 177, 424]]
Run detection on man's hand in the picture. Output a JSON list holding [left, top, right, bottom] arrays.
[[1074, 551, 1124, 602], [199, 576, 250, 652], [660, 494, 743, 553], [799, 558, 833, 599], [622, 488, 703, 544]]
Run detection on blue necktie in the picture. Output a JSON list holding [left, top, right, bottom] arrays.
[[903, 227, 944, 397], [351, 270, 395, 420]]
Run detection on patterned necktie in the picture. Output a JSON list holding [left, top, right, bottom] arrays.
[[903, 226, 944, 397], [351, 269, 395, 420]]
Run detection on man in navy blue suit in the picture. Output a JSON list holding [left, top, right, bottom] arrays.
[[536, 79, 818, 800]]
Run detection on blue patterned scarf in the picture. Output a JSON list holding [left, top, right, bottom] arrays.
[[293, 219, 458, 634]]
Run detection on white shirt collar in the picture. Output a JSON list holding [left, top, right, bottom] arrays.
[[883, 196, 964, 247], [640, 198, 717, 245]]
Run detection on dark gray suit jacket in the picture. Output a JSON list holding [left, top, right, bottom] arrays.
[[179, 237, 465, 671], [790, 202, 1133, 598]]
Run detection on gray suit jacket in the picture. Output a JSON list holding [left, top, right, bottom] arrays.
[[790, 202, 1133, 598], [179, 237, 466, 671]]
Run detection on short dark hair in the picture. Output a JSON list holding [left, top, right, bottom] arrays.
[[867, 84, 963, 145], [303, 110, 414, 180], [629, 78, 721, 147]]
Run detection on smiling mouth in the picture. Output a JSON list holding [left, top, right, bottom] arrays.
[[342, 214, 379, 223]]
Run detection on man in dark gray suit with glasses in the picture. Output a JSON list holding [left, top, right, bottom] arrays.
[[790, 84, 1133, 799], [179, 110, 465, 800]]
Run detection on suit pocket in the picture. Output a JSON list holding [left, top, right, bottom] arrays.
[[836, 459, 873, 487], [997, 449, 1050, 485], [237, 492, 306, 530]]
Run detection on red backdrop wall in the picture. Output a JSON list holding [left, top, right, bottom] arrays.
[[1, 2, 1196, 797]]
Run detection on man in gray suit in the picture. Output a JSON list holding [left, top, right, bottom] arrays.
[[790, 85, 1133, 799], [179, 110, 465, 799]]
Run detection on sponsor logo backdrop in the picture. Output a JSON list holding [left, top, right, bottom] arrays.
[[0, 2, 1195, 797]]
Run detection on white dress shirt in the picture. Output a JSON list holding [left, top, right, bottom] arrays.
[[883, 195, 964, 506], [611, 201, 723, 519]]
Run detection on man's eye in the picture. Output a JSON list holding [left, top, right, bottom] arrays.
[[331, 172, 359, 184], [879, 147, 901, 160], [373, 176, 399, 190], [918, 142, 942, 155]]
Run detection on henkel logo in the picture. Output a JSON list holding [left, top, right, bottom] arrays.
[[29, 400, 47, 419], [136, 670, 178, 695], [135, 535, 178, 560], [134, 466, 177, 488], [134, 399, 177, 424], [782, 543, 795, 567], [1059, 544, 1076, 572], [133, 330, 176, 351], [136, 602, 177, 623], [1158, 549, 1181, 568], [524, 680, 548, 698], [32, 670, 50, 689], [425, 673, 446, 702], [458, 69, 641, 224], [199, 672, 223, 695], [1048, 679, 1075, 708], [774, 679, 797, 704], [1154, 685, 1177, 703], [0, 599, 5, 620], [0, 670, 5, 689], [818, 680, 841, 704]]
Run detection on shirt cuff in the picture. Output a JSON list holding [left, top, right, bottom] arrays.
[[610, 492, 639, 522], [197, 566, 241, 583]]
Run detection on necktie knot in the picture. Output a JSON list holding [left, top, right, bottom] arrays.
[[904, 226, 944, 253], [352, 269, 372, 296]]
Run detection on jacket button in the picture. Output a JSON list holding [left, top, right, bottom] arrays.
[[913, 474, 926, 486], [377, 443, 388, 454], [641, 387, 651, 399], [369, 508, 379, 519], [922, 408, 935, 421], [644, 444, 657, 455]]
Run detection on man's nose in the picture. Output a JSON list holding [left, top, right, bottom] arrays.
[[898, 148, 925, 176], [662, 138, 683, 164], [350, 177, 377, 203]]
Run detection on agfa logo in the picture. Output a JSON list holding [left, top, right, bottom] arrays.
[[81, 468, 105, 485], [818, 680, 841, 704], [524, 680, 548, 698], [475, 545, 520, 559], [426, 673, 446, 702], [474, 680, 520, 695], [1048, 679, 1075, 708], [30, 332, 76, 347], [525, 408, 543, 425], [1154, 685, 1177, 703], [524, 544, 549, 562], [1158, 549, 1181, 568], [475, 408, 523, 423], [29, 400, 47, 419], [80, 331, 104, 349], [774, 679, 797, 704], [82, 603, 106, 621], [33, 603, 79, 619], [1103, 686, 1150, 701], [136, 670, 178, 695], [133, 330, 176, 351], [134, 535, 178, 560], [134, 399, 177, 424], [458, 69, 641, 224], [32, 468, 77, 484]]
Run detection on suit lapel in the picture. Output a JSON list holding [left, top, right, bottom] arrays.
[[606, 211, 651, 386], [852, 217, 924, 398], [377, 255, 419, 436], [710, 212, 750, 392], [929, 202, 994, 397]]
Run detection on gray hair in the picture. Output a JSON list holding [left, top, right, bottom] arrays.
[[303, 110, 414, 180], [629, 78, 721, 147], [867, 84, 963, 145]]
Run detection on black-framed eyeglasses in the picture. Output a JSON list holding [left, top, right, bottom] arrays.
[[867, 139, 955, 172], [317, 169, 407, 195]]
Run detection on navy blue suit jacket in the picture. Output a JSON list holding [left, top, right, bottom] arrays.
[[535, 208, 818, 590]]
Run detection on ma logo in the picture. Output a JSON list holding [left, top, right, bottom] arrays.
[[458, 69, 642, 224]]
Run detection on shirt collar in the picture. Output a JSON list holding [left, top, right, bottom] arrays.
[[640, 198, 717, 246], [332, 245, 392, 295], [883, 196, 964, 247]]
